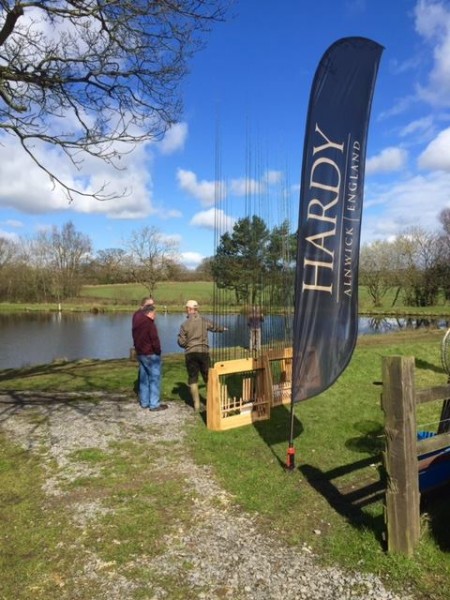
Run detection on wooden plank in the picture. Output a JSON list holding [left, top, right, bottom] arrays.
[[381, 356, 420, 555], [212, 357, 262, 375], [265, 347, 293, 361], [264, 347, 293, 406], [417, 431, 450, 455], [415, 385, 450, 404], [206, 368, 221, 431]]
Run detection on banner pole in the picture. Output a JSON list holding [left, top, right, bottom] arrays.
[[285, 400, 296, 471]]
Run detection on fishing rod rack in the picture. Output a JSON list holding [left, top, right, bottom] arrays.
[[206, 347, 293, 431]]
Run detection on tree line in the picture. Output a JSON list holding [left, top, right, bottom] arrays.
[[0, 222, 208, 302], [211, 209, 450, 308], [359, 208, 450, 308], [0, 208, 449, 306]]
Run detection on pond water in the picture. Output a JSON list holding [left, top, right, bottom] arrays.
[[0, 311, 448, 370]]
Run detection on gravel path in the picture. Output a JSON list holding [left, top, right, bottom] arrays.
[[0, 391, 414, 600]]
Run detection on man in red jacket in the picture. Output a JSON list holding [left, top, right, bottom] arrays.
[[132, 304, 167, 411]]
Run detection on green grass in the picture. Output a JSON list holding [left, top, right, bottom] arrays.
[[79, 281, 222, 309], [188, 330, 450, 598], [1, 281, 449, 315], [358, 286, 450, 315], [0, 414, 194, 599], [0, 432, 80, 599], [1, 330, 450, 598]]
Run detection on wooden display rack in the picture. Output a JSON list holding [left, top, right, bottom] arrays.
[[262, 347, 293, 407], [206, 357, 271, 431]]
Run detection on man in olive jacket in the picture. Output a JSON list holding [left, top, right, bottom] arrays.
[[177, 300, 227, 410]]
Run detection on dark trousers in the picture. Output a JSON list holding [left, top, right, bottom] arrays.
[[185, 352, 210, 384]]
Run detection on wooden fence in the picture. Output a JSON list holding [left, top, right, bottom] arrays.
[[381, 356, 450, 555]]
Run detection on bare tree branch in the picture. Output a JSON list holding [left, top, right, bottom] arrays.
[[0, 0, 228, 200]]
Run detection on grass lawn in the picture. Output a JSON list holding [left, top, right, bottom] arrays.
[[0, 329, 449, 599], [1, 281, 449, 316], [79, 281, 225, 310]]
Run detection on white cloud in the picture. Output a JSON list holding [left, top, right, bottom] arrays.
[[263, 170, 283, 185], [362, 171, 450, 244], [366, 147, 408, 174], [158, 123, 188, 155], [414, 0, 450, 106], [156, 207, 183, 219], [399, 115, 434, 137], [418, 126, 450, 171], [3, 219, 23, 228], [0, 229, 19, 242], [229, 177, 263, 196], [377, 95, 417, 121], [176, 169, 217, 207], [180, 251, 205, 269], [190, 208, 235, 231], [0, 134, 156, 219]]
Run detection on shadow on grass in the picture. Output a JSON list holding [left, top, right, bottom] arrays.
[[297, 419, 387, 547], [0, 389, 137, 444], [0, 363, 68, 383], [415, 357, 447, 375], [300, 422, 450, 552], [421, 482, 450, 551], [170, 381, 203, 410], [253, 404, 304, 469], [299, 458, 386, 547]]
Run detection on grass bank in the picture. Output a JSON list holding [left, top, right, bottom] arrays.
[[1, 282, 449, 316], [0, 330, 449, 599]]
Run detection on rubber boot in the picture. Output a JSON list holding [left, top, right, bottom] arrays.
[[190, 383, 201, 411]]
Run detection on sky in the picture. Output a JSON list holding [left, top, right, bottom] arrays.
[[1, 0, 450, 269]]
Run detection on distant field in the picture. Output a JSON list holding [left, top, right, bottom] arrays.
[[1, 282, 445, 315], [80, 281, 219, 308], [79, 281, 450, 317], [80, 282, 450, 315], [358, 286, 449, 315]]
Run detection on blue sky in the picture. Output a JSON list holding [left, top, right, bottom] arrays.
[[1, 0, 450, 268]]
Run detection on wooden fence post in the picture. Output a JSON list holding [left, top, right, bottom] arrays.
[[381, 356, 420, 555]]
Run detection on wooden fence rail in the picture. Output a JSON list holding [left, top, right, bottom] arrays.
[[381, 355, 450, 555]]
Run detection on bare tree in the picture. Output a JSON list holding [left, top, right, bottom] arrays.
[[439, 207, 450, 236], [0, 235, 17, 268], [360, 240, 396, 307], [437, 208, 450, 302], [394, 227, 441, 307], [127, 225, 179, 296], [0, 1, 227, 200], [36, 220, 92, 299], [93, 248, 128, 284]]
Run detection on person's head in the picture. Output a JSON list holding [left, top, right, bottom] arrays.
[[185, 299, 198, 314], [140, 296, 154, 308], [143, 304, 156, 319]]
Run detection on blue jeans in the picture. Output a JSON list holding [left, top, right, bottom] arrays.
[[137, 354, 162, 409]]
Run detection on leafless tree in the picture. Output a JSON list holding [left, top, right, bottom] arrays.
[[36, 220, 92, 299], [0, 234, 17, 268], [0, 1, 227, 200], [360, 240, 396, 307], [439, 207, 450, 237], [93, 247, 128, 284], [127, 225, 179, 296], [394, 227, 441, 307]]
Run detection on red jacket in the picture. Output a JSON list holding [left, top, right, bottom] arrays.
[[132, 311, 161, 355]]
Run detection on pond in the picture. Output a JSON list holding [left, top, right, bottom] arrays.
[[0, 311, 448, 370]]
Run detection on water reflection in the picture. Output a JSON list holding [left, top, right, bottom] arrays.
[[0, 312, 448, 370], [359, 316, 449, 335]]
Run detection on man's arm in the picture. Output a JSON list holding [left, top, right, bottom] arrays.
[[177, 325, 187, 348]]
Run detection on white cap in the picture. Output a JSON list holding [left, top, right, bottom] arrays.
[[185, 300, 198, 309]]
